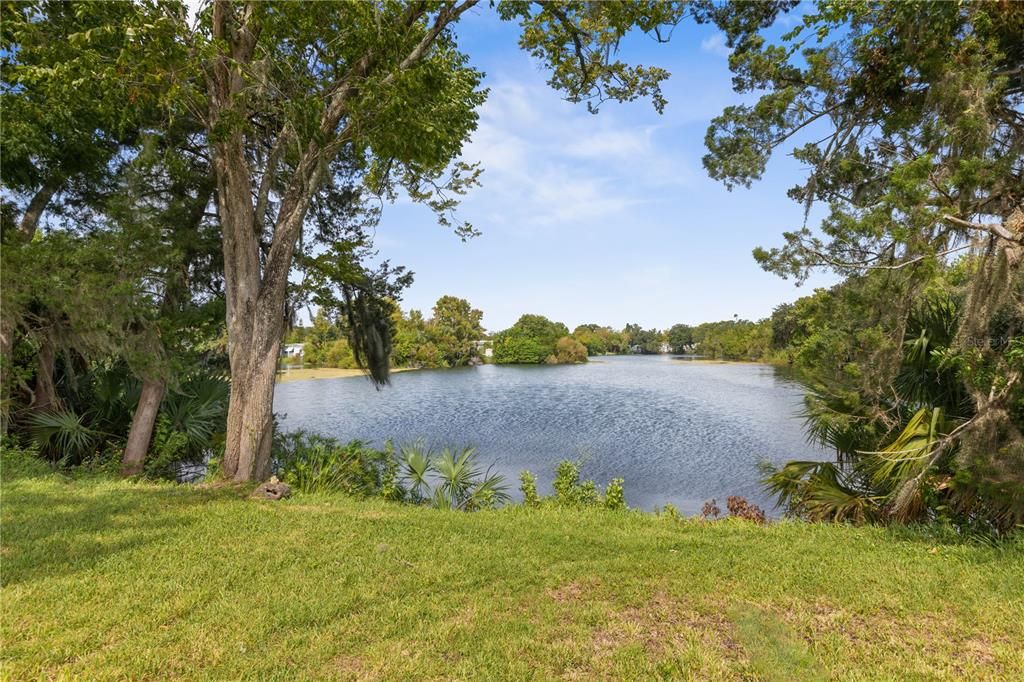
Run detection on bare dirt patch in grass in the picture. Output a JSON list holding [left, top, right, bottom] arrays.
[[547, 581, 588, 604], [598, 592, 742, 659], [550, 590, 747, 677], [772, 599, 1014, 677], [331, 653, 368, 680]]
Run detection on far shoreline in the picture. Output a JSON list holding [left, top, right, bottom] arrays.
[[671, 356, 766, 365], [276, 366, 418, 384]]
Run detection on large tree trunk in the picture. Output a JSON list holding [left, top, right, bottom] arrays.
[[222, 327, 281, 482], [210, 118, 283, 481], [120, 378, 166, 476], [30, 337, 59, 413], [206, 0, 463, 481]]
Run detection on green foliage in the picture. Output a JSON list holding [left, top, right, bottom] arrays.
[[604, 478, 626, 511], [302, 312, 342, 367], [667, 324, 695, 354], [158, 373, 230, 465], [519, 470, 541, 507], [275, 431, 393, 497], [550, 336, 588, 364], [15, 365, 227, 478], [0, 436, 50, 479], [26, 410, 100, 465], [572, 325, 628, 355], [689, 318, 772, 361], [427, 296, 484, 367], [394, 442, 510, 511], [704, 2, 1022, 284], [491, 335, 550, 365], [432, 447, 509, 511], [553, 459, 583, 503], [493, 314, 573, 364], [397, 442, 433, 501], [304, 339, 358, 369], [550, 459, 605, 507], [145, 416, 191, 481], [624, 323, 663, 354], [700, 1, 1024, 535], [309, 295, 483, 370], [765, 291, 1024, 536], [660, 503, 681, 521], [498, 1, 688, 114]]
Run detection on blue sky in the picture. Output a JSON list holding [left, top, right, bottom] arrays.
[[370, 8, 836, 333]]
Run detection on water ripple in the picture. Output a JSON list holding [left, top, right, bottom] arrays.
[[274, 355, 828, 515]]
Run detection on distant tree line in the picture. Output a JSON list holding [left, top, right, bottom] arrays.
[[288, 296, 485, 370], [290, 301, 774, 368]]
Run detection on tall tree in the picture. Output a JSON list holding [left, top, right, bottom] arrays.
[[0, 0, 164, 431], [2, 1, 224, 470], [703, 1, 1024, 527], [196, 0, 687, 481], [428, 296, 484, 367], [4, 1, 688, 477]]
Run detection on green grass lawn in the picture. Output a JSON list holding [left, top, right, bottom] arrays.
[[2, 465, 1023, 680]]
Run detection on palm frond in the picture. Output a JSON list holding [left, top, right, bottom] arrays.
[[27, 409, 99, 463], [398, 441, 433, 501]]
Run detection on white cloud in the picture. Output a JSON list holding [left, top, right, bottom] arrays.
[[562, 128, 654, 160], [700, 33, 732, 58], [460, 78, 690, 229]]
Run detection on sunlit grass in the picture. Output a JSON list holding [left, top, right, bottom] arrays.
[[2, 469, 1022, 680]]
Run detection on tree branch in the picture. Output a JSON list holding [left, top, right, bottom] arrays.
[[942, 214, 1019, 242], [254, 123, 293, 226], [547, 5, 590, 89], [17, 178, 61, 240]]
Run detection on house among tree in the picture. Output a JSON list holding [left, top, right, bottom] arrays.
[[282, 343, 304, 358], [474, 340, 493, 358]]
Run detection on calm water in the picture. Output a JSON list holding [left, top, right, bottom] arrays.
[[274, 355, 829, 514]]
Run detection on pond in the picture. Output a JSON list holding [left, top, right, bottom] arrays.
[[273, 354, 830, 515]]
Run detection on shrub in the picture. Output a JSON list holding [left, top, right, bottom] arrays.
[[0, 436, 50, 479], [604, 478, 626, 510], [378, 450, 403, 501], [274, 431, 391, 495], [396, 442, 511, 511], [492, 314, 571, 364], [551, 336, 588, 364], [553, 459, 582, 503], [146, 416, 191, 480], [550, 458, 611, 507], [726, 496, 767, 524], [492, 335, 549, 364], [660, 503, 681, 520], [520, 470, 541, 507], [701, 499, 722, 519], [26, 409, 100, 464]]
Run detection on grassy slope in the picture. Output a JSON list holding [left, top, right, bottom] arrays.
[[2, 470, 1022, 681]]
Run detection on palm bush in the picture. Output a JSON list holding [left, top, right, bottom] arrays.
[[21, 365, 229, 476], [274, 435, 511, 510], [26, 409, 100, 465], [396, 442, 510, 511], [764, 294, 1024, 534], [159, 373, 229, 458]]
